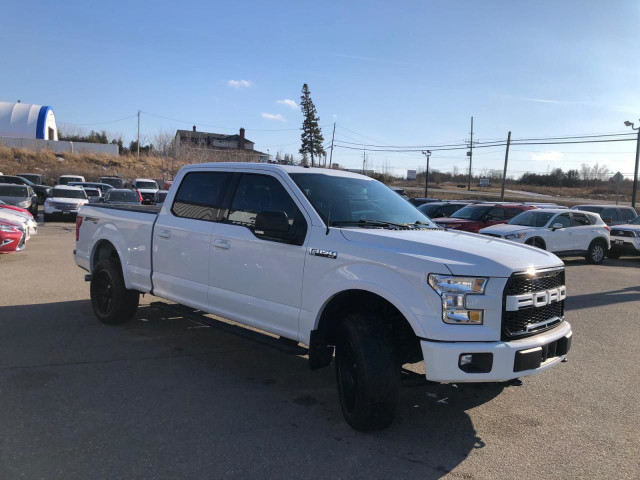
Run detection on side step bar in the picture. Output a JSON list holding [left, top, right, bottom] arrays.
[[149, 301, 309, 356]]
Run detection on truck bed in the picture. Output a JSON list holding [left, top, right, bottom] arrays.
[[88, 203, 161, 215]]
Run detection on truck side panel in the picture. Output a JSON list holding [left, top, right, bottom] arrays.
[[76, 205, 155, 293]]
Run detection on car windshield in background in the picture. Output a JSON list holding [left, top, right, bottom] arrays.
[[450, 205, 491, 221], [630, 216, 640, 225], [509, 210, 555, 227], [289, 173, 434, 227], [101, 178, 124, 188], [417, 204, 440, 217], [59, 177, 83, 185], [136, 181, 157, 189], [18, 175, 41, 184], [109, 191, 139, 202], [85, 190, 100, 197], [0, 185, 29, 197], [52, 189, 86, 199]]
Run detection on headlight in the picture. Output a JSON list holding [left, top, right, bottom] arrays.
[[428, 274, 487, 325], [505, 232, 527, 240], [0, 224, 18, 233]]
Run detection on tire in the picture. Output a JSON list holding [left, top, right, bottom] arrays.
[[586, 240, 606, 265], [607, 249, 621, 259], [90, 259, 139, 325], [334, 313, 400, 431]]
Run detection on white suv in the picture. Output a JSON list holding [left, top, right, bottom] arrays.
[[608, 215, 640, 258], [44, 186, 88, 221], [479, 208, 610, 264]]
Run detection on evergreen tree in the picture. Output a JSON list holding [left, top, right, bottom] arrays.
[[299, 83, 325, 166]]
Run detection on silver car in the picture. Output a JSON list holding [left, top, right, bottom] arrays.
[[0, 184, 39, 217]]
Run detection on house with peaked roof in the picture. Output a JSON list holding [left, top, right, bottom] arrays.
[[175, 126, 269, 162]]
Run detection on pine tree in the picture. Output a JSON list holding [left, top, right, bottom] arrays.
[[299, 83, 325, 167]]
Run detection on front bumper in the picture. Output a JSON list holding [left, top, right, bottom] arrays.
[[421, 321, 572, 382], [610, 237, 640, 254]]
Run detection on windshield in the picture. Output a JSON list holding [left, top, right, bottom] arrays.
[[18, 174, 41, 184], [289, 173, 434, 227], [451, 205, 491, 221], [508, 210, 555, 227], [52, 189, 87, 199], [59, 177, 83, 185], [630, 216, 640, 225], [101, 178, 124, 188], [136, 181, 158, 189], [418, 204, 440, 217], [85, 189, 100, 197], [108, 191, 140, 202], [0, 185, 29, 197]]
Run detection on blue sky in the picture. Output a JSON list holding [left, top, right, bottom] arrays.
[[2, 0, 640, 177]]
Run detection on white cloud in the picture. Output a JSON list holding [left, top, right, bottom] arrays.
[[332, 113, 338, 119], [262, 112, 286, 122], [531, 151, 564, 162], [228, 79, 252, 88], [277, 99, 298, 109]]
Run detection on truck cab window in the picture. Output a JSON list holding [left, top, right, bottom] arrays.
[[171, 172, 231, 221]]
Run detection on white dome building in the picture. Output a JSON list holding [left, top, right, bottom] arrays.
[[0, 101, 58, 140]]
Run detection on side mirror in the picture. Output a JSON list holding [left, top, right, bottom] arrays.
[[255, 210, 289, 239], [551, 223, 564, 230]]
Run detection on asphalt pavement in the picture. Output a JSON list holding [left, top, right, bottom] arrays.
[[0, 221, 638, 479]]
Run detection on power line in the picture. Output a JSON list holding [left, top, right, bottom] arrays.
[[58, 114, 138, 126]]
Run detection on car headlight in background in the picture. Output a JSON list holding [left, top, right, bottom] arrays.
[[428, 274, 487, 325], [0, 224, 19, 233], [505, 232, 527, 240]]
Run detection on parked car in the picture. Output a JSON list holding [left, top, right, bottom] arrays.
[[409, 197, 441, 206], [83, 187, 103, 203], [43, 186, 88, 221], [133, 178, 159, 204], [0, 206, 37, 238], [0, 219, 26, 254], [434, 203, 535, 232], [417, 201, 472, 219], [608, 215, 640, 258], [75, 163, 572, 431], [570, 204, 637, 226], [102, 188, 142, 205], [57, 175, 86, 185], [153, 190, 169, 206], [68, 182, 114, 195], [17, 173, 44, 185], [479, 209, 610, 264], [99, 176, 124, 189], [0, 184, 39, 216], [0, 199, 33, 217], [162, 180, 174, 190], [0, 175, 51, 204]]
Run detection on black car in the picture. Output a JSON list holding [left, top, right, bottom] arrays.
[[417, 201, 472, 219], [102, 189, 142, 205], [99, 176, 125, 189], [17, 173, 44, 185], [0, 175, 51, 205]]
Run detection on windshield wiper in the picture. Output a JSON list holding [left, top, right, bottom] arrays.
[[331, 219, 416, 229]]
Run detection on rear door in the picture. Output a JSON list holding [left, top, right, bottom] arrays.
[[152, 170, 232, 311], [208, 172, 309, 340]]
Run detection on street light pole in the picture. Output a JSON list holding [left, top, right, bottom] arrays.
[[624, 120, 640, 208], [422, 150, 431, 197]]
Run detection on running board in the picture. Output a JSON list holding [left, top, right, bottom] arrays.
[[149, 301, 309, 356]]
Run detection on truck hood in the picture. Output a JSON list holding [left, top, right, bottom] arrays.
[[611, 225, 640, 232], [478, 224, 532, 236], [433, 217, 474, 225], [339, 227, 562, 277]]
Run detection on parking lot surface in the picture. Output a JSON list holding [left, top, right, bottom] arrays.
[[1, 222, 638, 479]]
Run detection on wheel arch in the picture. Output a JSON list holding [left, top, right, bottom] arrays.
[[526, 236, 546, 250], [91, 239, 122, 273]]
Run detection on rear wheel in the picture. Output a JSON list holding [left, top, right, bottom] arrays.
[[586, 240, 606, 265], [90, 259, 139, 324], [335, 313, 400, 431]]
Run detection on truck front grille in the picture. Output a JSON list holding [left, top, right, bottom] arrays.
[[502, 268, 565, 339]]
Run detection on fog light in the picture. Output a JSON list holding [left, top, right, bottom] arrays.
[[458, 353, 493, 373]]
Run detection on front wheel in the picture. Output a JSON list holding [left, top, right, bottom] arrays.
[[586, 241, 606, 265], [90, 259, 139, 324], [335, 313, 400, 431]]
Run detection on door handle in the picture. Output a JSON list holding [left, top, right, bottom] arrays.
[[157, 229, 171, 239], [213, 238, 231, 250]]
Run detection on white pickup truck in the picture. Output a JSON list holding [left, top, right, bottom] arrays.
[[74, 163, 572, 431]]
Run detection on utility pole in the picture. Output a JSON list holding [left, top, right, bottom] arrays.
[[362, 147, 366, 174], [329, 122, 336, 168], [422, 150, 431, 197], [500, 131, 511, 201], [624, 119, 640, 208], [137, 110, 141, 158], [467, 116, 474, 191], [310, 126, 314, 167]]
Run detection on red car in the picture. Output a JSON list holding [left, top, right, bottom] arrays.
[[0, 220, 25, 253], [434, 203, 536, 233], [0, 200, 33, 218]]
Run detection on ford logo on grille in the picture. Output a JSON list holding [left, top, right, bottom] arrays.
[[505, 286, 567, 311]]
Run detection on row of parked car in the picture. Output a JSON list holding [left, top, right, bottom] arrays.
[[403, 198, 640, 263]]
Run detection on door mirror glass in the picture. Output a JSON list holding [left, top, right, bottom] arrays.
[[255, 210, 289, 239], [551, 223, 564, 230]]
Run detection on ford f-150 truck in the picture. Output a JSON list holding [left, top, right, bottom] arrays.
[[74, 163, 572, 431]]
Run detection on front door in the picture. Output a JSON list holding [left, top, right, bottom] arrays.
[[547, 213, 572, 252], [208, 172, 309, 340], [152, 170, 232, 311]]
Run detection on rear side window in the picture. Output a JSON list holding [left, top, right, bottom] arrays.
[[441, 204, 461, 216], [601, 208, 617, 221], [171, 172, 231, 221], [571, 213, 591, 226], [486, 207, 505, 220], [619, 208, 636, 221], [504, 207, 523, 219], [228, 174, 307, 244]]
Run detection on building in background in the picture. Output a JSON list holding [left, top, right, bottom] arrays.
[[0, 101, 58, 140], [175, 126, 269, 162]]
